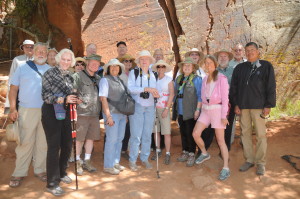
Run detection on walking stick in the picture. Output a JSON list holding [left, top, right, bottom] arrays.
[[70, 103, 78, 190], [154, 99, 160, 178]]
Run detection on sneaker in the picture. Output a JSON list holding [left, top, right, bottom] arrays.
[[177, 151, 189, 162], [103, 168, 120, 175], [60, 175, 72, 184], [186, 153, 195, 167], [256, 164, 265, 176], [83, 159, 97, 173], [195, 151, 201, 159], [151, 151, 162, 161], [129, 161, 138, 172], [164, 154, 171, 165], [114, 164, 125, 171], [68, 156, 75, 163], [219, 168, 230, 181], [76, 160, 83, 176], [195, 153, 211, 164], [239, 162, 254, 172], [142, 161, 153, 169], [46, 186, 65, 196], [121, 151, 130, 160]]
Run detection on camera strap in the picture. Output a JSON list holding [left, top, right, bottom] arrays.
[[139, 68, 150, 87]]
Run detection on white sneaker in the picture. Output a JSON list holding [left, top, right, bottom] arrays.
[[129, 161, 138, 172], [114, 164, 125, 171], [103, 168, 120, 175]]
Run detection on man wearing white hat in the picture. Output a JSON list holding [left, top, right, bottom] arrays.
[[4, 39, 35, 113], [127, 50, 160, 171]]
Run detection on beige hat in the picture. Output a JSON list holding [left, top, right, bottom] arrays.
[[214, 49, 234, 61], [178, 57, 199, 70], [20, 39, 34, 50], [118, 54, 137, 68], [75, 57, 86, 64], [104, 58, 125, 73], [185, 48, 205, 61], [151, 60, 172, 73], [135, 50, 155, 65]]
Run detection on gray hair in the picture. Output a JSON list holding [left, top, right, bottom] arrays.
[[33, 42, 48, 53], [55, 48, 76, 67]]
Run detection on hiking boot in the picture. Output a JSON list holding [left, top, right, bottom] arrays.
[[142, 161, 153, 169], [114, 164, 125, 171], [219, 168, 230, 181], [103, 168, 120, 175], [186, 153, 195, 167], [256, 164, 265, 176], [46, 186, 65, 196], [121, 151, 130, 160], [60, 175, 72, 184], [239, 162, 254, 172], [129, 161, 138, 172], [177, 151, 189, 162], [164, 154, 171, 165], [151, 151, 162, 161], [83, 159, 97, 173], [195, 153, 211, 164], [76, 160, 83, 176]]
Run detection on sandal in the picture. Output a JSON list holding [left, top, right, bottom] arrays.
[[34, 172, 47, 182], [9, 176, 24, 188]]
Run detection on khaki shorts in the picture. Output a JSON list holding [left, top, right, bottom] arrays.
[[153, 108, 171, 135], [76, 116, 101, 141]]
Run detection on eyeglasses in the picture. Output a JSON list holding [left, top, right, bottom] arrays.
[[260, 113, 270, 119], [234, 49, 243, 52], [157, 65, 166, 69], [124, 60, 132, 63]]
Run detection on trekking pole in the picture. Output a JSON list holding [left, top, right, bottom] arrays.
[[154, 99, 160, 178], [70, 103, 78, 190]]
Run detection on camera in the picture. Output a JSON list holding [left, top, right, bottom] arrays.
[[140, 92, 150, 99]]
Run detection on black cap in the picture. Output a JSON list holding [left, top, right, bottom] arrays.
[[116, 41, 127, 47]]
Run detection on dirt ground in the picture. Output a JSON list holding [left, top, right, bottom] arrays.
[[0, 62, 299, 199]]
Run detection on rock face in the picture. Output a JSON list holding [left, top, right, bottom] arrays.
[[81, 0, 171, 62]]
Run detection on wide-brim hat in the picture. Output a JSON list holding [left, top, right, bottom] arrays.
[[151, 60, 172, 73], [75, 57, 86, 64], [185, 48, 205, 61], [118, 54, 137, 67], [178, 57, 199, 70], [104, 58, 125, 73], [214, 49, 234, 61], [20, 40, 34, 50], [85, 54, 102, 62], [135, 50, 156, 65]]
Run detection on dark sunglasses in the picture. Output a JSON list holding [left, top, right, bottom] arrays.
[[260, 113, 270, 119], [76, 61, 86, 67], [124, 60, 132, 63], [157, 65, 166, 69]]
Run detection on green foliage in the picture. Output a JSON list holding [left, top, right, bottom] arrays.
[[271, 99, 300, 119], [15, 0, 39, 18]]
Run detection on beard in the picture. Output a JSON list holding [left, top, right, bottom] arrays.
[[34, 57, 47, 65]]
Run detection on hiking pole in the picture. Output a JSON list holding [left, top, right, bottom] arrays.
[[154, 98, 160, 179], [70, 103, 78, 190]]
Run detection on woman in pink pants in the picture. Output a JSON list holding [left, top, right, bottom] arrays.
[[192, 55, 230, 181]]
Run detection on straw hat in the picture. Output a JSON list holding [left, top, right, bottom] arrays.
[[178, 57, 199, 70], [75, 57, 86, 64], [151, 60, 172, 73], [185, 48, 205, 61], [118, 54, 137, 67], [214, 49, 234, 61], [104, 58, 125, 73], [135, 50, 156, 65], [20, 40, 34, 50]]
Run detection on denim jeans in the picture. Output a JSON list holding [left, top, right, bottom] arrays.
[[129, 103, 155, 162], [103, 113, 127, 168]]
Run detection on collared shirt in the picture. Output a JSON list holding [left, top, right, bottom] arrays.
[[229, 58, 247, 69], [217, 65, 234, 85], [10, 62, 50, 108], [128, 68, 157, 107]]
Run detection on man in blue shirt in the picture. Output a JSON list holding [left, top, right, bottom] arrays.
[[8, 42, 50, 188]]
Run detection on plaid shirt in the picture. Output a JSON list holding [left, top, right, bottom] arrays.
[[42, 67, 74, 104]]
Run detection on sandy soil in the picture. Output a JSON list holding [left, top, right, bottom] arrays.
[[0, 62, 299, 199]]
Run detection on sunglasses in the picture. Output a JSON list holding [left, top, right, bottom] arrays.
[[157, 65, 166, 69], [124, 60, 132, 63], [260, 113, 270, 119]]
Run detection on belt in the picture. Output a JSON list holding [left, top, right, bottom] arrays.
[[202, 104, 222, 110]]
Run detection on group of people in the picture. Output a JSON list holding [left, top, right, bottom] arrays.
[[6, 39, 276, 196]]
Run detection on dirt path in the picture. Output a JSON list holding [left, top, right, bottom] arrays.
[[0, 116, 299, 199]]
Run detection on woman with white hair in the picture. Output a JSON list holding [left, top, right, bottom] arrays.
[[99, 58, 129, 175], [41, 48, 79, 196], [127, 50, 160, 171]]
